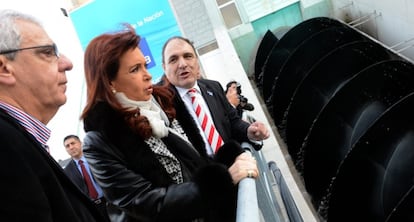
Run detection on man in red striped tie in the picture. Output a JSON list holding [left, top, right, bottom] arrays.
[[161, 36, 270, 156]]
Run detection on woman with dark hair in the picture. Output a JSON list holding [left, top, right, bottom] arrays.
[[81, 24, 258, 222]]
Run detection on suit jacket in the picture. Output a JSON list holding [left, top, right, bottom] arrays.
[[0, 110, 104, 222], [172, 78, 250, 147], [64, 159, 90, 197]]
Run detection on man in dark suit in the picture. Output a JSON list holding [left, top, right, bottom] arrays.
[[161, 36, 269, 155], [0, 9, 104, 221], [63, 135, 109, 221]]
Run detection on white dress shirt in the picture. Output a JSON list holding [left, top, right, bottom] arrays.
[[175, 83, 216, 155]]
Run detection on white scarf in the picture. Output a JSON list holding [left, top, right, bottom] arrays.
[[115, 92, 169, 138]]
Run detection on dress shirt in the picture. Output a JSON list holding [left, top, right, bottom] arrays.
[[176, 83, 215, 155], [0, 101, 50, 150], [75, 156, 104, 199]]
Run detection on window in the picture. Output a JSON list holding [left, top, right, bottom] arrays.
[[216, 0, 242, 29]]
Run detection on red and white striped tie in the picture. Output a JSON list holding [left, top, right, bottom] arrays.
[[188, 88, 223, 153]]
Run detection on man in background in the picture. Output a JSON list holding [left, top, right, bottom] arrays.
[[225, 80, 256, 123], [63, 135, 110, 221]]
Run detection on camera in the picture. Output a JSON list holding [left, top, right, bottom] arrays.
[[226, 81, 255, 112]]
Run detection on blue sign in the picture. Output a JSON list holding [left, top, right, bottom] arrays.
[[139, 37, 156, 69], [69, 0, 182, 81]]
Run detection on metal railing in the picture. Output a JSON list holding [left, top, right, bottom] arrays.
[[237, 142, 260, 222], [269, 161, 303, 222], [236, 142, 304, 222], [237, 176, 260, 222]]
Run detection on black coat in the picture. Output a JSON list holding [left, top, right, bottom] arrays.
[[83, 101, 242, 222], [64, 160, 90, 196], [0, 110, 103, 222]]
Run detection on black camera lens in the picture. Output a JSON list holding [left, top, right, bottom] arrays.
[[236, 83, 242, 95], [239, 95, 248, 103], [243, 103, 255, 111]]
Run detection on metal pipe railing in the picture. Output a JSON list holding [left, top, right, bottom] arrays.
[[269, 161, 303, 222], [349, 11, 380, 27], [236, 142, 260, 222], [236, 141, 307, 222], [237, 177, 260, 222], [390, 37, 414, 49], [254, 150, 286, 222]]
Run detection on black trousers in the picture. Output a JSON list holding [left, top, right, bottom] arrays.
[[94, 197, 110, 222]]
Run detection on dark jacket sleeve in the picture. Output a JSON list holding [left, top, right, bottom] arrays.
[[83, 131, 236, 222], [0, 112, 103, 222]]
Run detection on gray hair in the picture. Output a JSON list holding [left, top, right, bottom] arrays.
[[0, 9, 43, 60]]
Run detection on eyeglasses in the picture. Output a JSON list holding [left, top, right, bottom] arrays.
[[0, 43, 59, 59]]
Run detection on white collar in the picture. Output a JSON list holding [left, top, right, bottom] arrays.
[[114, 92, 169, 138], [175, 81, 201, 99]]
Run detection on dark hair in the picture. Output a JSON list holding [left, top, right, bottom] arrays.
[[161, 36, 197, 64], [225, 81, 238, 93], [81, 24, 176, 139], [63, 134, 80, 144]]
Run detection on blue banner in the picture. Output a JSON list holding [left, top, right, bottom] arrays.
[[69, 0, 181, 81]]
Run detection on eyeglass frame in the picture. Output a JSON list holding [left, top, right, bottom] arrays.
[[0, 43, 59, 59]]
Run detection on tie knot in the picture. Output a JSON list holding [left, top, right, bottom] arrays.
[[78, 159, 83, 165], [187, 88, 197, 97]]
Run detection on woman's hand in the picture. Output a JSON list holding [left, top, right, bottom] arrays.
[[228, 152, 258, 184]]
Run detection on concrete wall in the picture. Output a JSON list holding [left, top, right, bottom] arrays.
[[169, 0, 216, 48], [331, 0, 414, 62]]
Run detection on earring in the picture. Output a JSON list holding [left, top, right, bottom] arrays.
[[111, 88, 116, 94]]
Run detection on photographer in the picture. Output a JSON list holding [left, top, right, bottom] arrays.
[[225, 81, 263, 150], [225, 81, 255, 123]]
